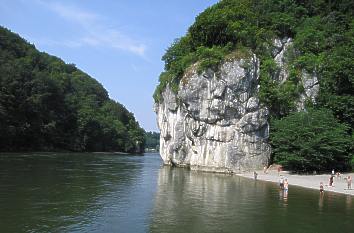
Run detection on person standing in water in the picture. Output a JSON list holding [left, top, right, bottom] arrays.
[[284, 178, 289, 192], [279, 176, 284, 190], [320, 182, 324, 193], [347, 176, 352, 190]]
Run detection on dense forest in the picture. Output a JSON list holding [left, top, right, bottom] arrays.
[[154, 0, 354, 171], [0, 26, 145, 153]]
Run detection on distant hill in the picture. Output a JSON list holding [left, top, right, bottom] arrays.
[[0, 26, 145, 153], [144, 131, 160, 152]]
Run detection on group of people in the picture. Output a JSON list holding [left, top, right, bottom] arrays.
[[255, 167, 352, 195], [321, 169, 352, 193], [279, 176, 289, 192]]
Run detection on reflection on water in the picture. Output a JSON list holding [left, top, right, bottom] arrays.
[[319, 193, 324, 211], [346, 195, 352, 211], [0, 153, 151, 233], [150, 166, 354, 233], [0, 153, 353, 233]]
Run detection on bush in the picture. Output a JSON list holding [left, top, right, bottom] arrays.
[[271, 108, 353, 172]]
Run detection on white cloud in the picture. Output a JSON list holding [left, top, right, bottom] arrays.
[[35, 0, 147, 57], [43, 1, 98, 25]]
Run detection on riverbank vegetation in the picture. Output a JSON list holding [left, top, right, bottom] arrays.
[[0, 26, 145, 153], [271, 109, 352, 172], [154, 0, 354, 171]]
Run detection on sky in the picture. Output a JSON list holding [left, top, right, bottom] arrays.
[[0, 0, 218, 132]]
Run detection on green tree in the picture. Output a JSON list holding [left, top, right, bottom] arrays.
[[271, 108, 352, 172]]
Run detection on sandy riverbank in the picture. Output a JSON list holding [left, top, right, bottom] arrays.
[[238, 169, 354, 196]]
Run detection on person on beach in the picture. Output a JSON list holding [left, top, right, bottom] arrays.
[[320, 182, 324, 193], [332, 169, 335, 176], [336, 172, 341, 179], [347, 176, 352, 190], [279, 176, 284, 190], [329, 175, 334, 187], [254, 171, 258, 180], [263, 166, 268, 174], [277, 166, 281, 176], [284, 178, 289, 192]]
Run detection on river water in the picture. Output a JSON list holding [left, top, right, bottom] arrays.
[[0, 152, 353, 233]]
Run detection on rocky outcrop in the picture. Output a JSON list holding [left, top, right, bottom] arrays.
[[273, 37, 293, 83], [272, 38, 320, 110], [155, 38, 320, 173], [155, 55, 271, 173], [297, 71, 319, 110]]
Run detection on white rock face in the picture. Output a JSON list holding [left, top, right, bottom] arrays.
[[155, 55, 271, 173], [155, 38, 320, 174], [297, 71, 320, 110], [272, 38, 320, 110], [273, 38, 293, 83]]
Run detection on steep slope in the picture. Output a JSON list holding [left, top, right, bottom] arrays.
[[0, 26, 145, 152]]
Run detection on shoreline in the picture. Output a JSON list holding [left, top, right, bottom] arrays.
[[237, 169, 354, 196]]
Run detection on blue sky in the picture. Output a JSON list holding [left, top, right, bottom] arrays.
[[0, 0, 218, 131]]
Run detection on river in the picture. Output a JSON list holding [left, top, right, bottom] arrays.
[[0, 153, 353, 232]]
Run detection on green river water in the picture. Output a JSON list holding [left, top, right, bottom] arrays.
[[0, 153, 353, 232]]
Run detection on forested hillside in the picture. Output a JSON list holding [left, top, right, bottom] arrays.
[[0, 26, 145, 152], [154, 0, 354, 171]]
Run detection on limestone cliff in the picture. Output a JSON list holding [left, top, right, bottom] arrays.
[[155, 37, 320, 173], [155, 54, 271, 173]]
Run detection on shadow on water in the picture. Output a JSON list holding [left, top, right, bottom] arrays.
[[150, 166, 354, 233]]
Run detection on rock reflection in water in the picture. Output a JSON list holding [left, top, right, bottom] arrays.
[[1, 153, 353, 233], [150, 166, 354, 233], [150, 166, 270, 233], [0, 153, 142, 233]]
